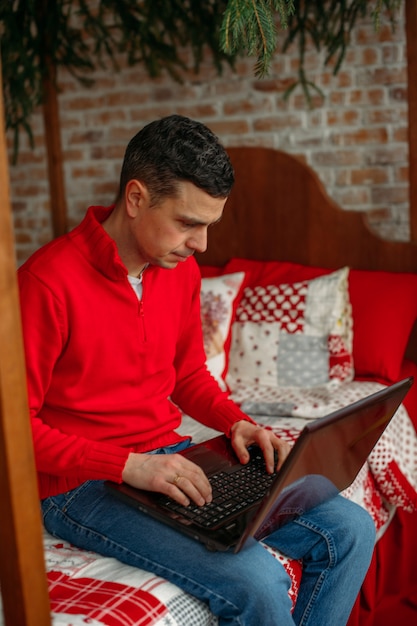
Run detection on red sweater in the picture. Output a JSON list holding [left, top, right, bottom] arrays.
[[18, 206, 250, 498]]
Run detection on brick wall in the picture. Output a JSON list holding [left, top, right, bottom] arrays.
[[7, 6, 409, 265]]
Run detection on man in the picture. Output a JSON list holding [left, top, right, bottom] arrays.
[[19, 115, 375, 625]]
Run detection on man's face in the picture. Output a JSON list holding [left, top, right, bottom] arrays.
[[129, 180, 226, 269]]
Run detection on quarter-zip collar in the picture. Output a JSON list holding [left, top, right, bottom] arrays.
[[69, 205, 130, 282]]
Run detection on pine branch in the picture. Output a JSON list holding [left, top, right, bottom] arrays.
[[0, 0, 404, 157], [220, 0, 403, 80], [221, 0, 294, 76], [1, 0, 233, 154]]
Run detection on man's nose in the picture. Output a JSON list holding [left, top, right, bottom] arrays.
[[187, 228, 208, 254]]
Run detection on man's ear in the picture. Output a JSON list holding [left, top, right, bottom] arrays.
[[125, 179, 150, 217]]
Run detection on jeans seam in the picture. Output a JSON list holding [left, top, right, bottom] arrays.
[[292, 518, 336, 626]]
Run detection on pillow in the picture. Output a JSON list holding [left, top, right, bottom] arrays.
[[200, 272, 245, 388], [199, 265, 224, 278], [223, 258, 327, 289], [349, 269, 417, 382], [226, 267, 354, 396], [223, 258, 417, 383]]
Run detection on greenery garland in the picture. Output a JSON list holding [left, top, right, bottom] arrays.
[[0, 0, 403, 153], [0, 0, 232, 154], [220, 1, 402, 78]]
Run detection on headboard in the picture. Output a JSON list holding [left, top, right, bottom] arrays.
[[196, 147, 417, 272], [196, 146, 417, 365]]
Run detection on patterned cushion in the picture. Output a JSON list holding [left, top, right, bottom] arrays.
[[223, 257, 417, 384], [200, 272, 245, 387], [226, 268, 353, 396]]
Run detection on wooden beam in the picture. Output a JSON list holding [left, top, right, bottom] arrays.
[[406, 0, 417, 242], [0, 62, 51, 625], [42, 58, 68, 238]]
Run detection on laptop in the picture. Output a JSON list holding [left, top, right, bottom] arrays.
[[106, 377, 413, 553]]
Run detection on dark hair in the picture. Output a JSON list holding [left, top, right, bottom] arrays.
[[116, 115, 234, 204]]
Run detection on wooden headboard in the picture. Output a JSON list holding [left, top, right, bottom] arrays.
[[196, 146, 417, 364], [196, 147, 417, 272]]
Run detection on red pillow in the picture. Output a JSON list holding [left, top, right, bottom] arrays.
[[349, 269, 417, 382], [199, 265, 223, 278], [221, 258, 417, 383], [223, 258, 326, 286]]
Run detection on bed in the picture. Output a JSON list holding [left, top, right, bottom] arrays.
[[1, 146, 417, 626]]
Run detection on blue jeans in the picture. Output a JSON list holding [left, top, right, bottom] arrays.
[[41, 448, 375, 625]]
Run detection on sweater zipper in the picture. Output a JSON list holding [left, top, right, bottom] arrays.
[[138, 297, 146, 341], [138, 265, 147, 342]]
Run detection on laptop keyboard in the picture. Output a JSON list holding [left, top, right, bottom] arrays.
[[157, 448, 276, 530]]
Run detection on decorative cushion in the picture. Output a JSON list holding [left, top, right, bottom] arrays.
[[200, 272, 245, 387], [348, 269, 417, 382], [223, 258, 417, 384], [223, 258, 325, 289], [199, 265, 223, 279], [226, 267, 354, 396]]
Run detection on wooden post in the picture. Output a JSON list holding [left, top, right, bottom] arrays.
[[406, 0, 417, 242], [42, 58, 68, 238], [0, 63, 51, 625]]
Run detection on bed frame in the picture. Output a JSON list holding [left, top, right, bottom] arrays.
[[200, 147, 417, 273], [1, 143, 417, 624], [198, 147, 417, 366]]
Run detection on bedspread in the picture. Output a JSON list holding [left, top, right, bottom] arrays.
[[239, 381, 417, 537], [1, 382, 416, 626], [14, 531, 300, 626]]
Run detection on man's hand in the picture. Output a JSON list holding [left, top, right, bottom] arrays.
[[230, 420, 291, 474], [122, 452, 212, 507]]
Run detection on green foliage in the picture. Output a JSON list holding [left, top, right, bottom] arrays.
[[0, 0, 233, 151], [0, 0, 404, 153], [220, 0, 403, 102], [221, 1, 295, 76]]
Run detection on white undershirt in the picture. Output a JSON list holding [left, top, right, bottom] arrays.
[[127, 274, 143, 300], [127, 265, 148, 300]]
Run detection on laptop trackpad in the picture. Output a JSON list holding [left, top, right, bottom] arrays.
[[182, 436, 238, 475]]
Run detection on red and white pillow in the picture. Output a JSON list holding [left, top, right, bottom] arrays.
[[226, 267, 354, 398], [200, 258, 417, 400], [200, 272, 245, 388], [223, 257, 417, 385]]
